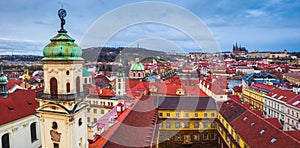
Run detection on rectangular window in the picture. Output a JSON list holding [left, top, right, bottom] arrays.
[[184, 122, 190, 128], [175, 122, 180, 128], [30, 122, 37, 143], [93, 118, 97, 123], [203, 133, 209, 140], [194, 122, 199, 128], [195, 113, 198, 118], [210, 133, 216, 140], [101, 110, 104, 114], [166, 113, 170, 118], [204, 113, 208, 118], [159, 123, 163, 128], [93, 109, 97, 113], [176, 113, 180, 118], [166, 122, 171, 128], [87, 117, 90, 122], [159, 113, 163, 117], [211, 122, 216, 128], [185, 113, 189, 118], [211, 113, 215, 117], [203, 122, 208, 128], [2, 133, 10, 148], [54, 143, 59, 148]]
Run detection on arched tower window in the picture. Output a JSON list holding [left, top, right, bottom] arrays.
[[30, 122, 37, 142], [66, 83, 70, 93], [50, 78, 57, 95], [76, 76, 80, 93], [2, 133, 10, 148]]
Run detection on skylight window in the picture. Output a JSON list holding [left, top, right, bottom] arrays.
[[260, 130, 265, 135], [278, 96, 284, 100], [292, 101, 300, 106], [271, 138, 277, 143], [271, 94, 277, 98], [250, 122, 255, 126], [243, 117, 248, 121]]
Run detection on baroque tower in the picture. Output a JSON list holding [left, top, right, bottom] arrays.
[[115, 51, 125, 96], [36, 9, 88, 148]]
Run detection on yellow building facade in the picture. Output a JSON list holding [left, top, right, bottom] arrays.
[[156, 96, 218, 148]]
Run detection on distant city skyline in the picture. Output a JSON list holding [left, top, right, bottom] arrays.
[[0, 0, 300, 55]]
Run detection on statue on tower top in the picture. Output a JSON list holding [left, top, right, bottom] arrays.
[[58, 8, 67, 31]]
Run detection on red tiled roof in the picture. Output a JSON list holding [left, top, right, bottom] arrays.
[[218, 100, 246, 122], [232, 86, 242, 92], [266, 88, 298, 102], [102, 96, 158, 148], [251, 83, 274, 91], [6, 79, 22, 89], [89, 87, 115, 97], [265, 118, 283, 129], [287, 95, 300, 108], [230, 111, 300, 148], [283, 72, 300, 79], [0, 89, 38, 125], [285, 131, 300, 142]]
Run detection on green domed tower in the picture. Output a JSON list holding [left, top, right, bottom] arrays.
[[42, 29, 83, 61], [37, 9, 88, 148], [129, 58, 145, 80]]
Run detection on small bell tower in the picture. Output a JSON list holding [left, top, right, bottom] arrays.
[[36, 8, 88, 148], [116, 51, 125, 96]]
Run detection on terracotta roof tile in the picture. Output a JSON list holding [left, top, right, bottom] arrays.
[[0, 89, 38, 125], [230, 111, 300, 148]]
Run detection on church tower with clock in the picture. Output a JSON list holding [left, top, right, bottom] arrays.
[[36, 9, 88, 148]]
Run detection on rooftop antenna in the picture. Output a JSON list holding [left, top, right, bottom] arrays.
[[137, 42, 139, 49]]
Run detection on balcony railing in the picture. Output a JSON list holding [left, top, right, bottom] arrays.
[[37, 91, 85, 101]]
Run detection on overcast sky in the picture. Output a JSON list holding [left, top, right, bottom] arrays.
[[0, 0, 300, 55]]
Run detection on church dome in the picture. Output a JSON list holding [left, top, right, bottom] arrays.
[[43, 30, 83, 61], [130, 62, 145, 71]]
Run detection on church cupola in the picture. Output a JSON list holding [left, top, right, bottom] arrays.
[[129, 58, 145, 80], [42, 9, 83, 61]]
